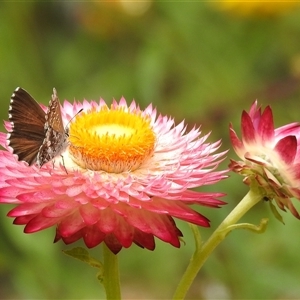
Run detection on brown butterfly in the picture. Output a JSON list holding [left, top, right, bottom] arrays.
[[8, 87, 69, 167]]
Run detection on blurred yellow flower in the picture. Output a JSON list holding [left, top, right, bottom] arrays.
[[74, 1, 151, 39], [213, 0, 300, 18]]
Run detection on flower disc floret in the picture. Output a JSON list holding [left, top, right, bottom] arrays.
[[69, 105, 155, 172]]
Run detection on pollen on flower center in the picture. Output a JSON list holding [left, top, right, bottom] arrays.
[[68, 105, 156, 173]]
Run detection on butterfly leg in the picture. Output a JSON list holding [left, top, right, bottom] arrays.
[[60, 155, 68, 174]]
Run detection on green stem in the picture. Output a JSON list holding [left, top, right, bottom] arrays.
[[102, 243, 122, 300], [173, 187, 264, 299]]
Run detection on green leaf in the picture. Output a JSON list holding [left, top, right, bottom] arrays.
[[63, 247, 103, 270]]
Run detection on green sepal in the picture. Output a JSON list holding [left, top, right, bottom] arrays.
[[63, 247, 104, 282], [269, 200, 285, 224]]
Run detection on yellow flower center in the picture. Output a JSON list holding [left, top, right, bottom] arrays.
[[68, 104, 156, 173]]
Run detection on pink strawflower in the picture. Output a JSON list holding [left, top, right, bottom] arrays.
[[230, 100, 300, 219], [0, 97, 228, 254]]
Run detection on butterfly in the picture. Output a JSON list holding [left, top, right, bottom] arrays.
[[8, 87, 69, 167]]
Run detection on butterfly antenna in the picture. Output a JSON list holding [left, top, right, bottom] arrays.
[[65, 108, 83, 130]]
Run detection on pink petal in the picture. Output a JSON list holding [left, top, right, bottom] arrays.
[[8, 203, 47, 217], [57, 212, 85, 236], [274, 136, 297, 164], [96, 208, 118, 233], [79, 204, 101, 225], [0, 133, 7, 148], [54, 228, 82, 245], [275, 122, 300, 136], [24, 214, 61, 232], [241, 111, 256, 144], [82, 226, 106, 248], [148, 214, 181, 247], [229, 124, 244, 155], [41, 203, 77, 218], [258, 106, 274, 143], [112, 218, 134, 248], [133, 229, 155, 250], [248, 100, 260, 120], [104, 234, 123, 254], [13, 215, 35, 225]]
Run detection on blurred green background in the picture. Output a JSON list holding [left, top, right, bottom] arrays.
[[1, 1, 300, 299]]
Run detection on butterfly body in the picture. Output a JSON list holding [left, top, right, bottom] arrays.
[[8, 87, 69, 167]]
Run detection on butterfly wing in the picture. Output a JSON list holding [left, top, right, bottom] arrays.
[[8, 87, 46, 165], [45, 88, 65, 133], [37, 88, 68, 167]]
